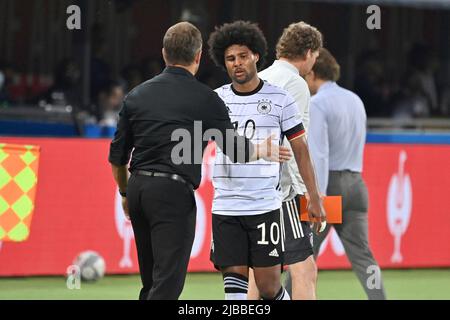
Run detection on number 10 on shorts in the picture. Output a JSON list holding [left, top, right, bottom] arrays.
[[257, 222, 280, 245]]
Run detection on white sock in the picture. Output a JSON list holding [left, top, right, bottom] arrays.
[[225, 292, 248, 300], [261, 286, 291, 300], [280, 288, 291, 300], [270, 286, 290, 300]]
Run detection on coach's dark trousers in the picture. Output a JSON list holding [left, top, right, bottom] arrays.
[[127, 174, 196, 300], [313, 170, 386, 300]]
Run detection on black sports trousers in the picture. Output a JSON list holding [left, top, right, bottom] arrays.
[[127, 174, 196, 300]]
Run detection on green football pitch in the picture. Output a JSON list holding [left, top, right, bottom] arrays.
[[0, 269, 449, 300]]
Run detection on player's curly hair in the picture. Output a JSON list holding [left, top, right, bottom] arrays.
[[276, 21, 323, 60], [208, 21, 267, 70]]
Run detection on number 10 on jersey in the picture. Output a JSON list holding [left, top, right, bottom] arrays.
[[232, 119, 256, 140]]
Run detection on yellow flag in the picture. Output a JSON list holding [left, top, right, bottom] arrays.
[[0, 143, 40, 242]]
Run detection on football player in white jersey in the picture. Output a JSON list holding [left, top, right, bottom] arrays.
[[249, 21, 324, 300], [207, 21, 325, 300]]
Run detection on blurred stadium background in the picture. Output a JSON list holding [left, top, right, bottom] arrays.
[[0, 0, 449, 300]]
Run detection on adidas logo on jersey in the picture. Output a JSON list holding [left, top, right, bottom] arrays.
[[269, 249, 279, 257]]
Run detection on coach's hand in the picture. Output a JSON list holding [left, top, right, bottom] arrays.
[[307, 194, 326, 234], [122, 196, 130, 220], [254, 134, 291, 162]]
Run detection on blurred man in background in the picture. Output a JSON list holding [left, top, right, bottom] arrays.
[[306, 48, 387, 300]]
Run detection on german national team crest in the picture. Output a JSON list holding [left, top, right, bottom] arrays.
[[257, 99, 272, 114]]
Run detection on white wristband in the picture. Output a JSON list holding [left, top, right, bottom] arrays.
[[319, 221, 327, 233]]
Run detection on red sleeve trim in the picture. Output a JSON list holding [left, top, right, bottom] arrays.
[[287, 129, 306, 141]]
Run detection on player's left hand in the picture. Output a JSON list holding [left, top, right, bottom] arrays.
[[278, 146, 291, 162], [122, 196, 130, 220]]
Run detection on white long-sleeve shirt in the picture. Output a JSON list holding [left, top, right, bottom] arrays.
[[259, 60, 310, 201], [309, 81, 367, 195]]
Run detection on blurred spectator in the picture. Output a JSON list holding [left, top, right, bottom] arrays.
[[407, 43, 439, 114], [392, 43, 439, 118], [0, 60, 52, 106], [38, 58, 82, 108], [0, 61, 8, 105], [0, 62, 27, 105], [95, 80, 124, 126], [354, 50, 391, 117]]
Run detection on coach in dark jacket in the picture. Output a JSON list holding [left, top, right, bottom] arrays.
[[108, 22, 289, 300]]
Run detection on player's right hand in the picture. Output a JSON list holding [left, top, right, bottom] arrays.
[[307, 195, 326, 234], [255, 134, 291, 162]]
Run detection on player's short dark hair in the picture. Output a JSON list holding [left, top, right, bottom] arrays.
[[208, 21, 267, 70], [312, 48, 340, 82], [163, 22, 202, 66], [276, 21, 323, 60]]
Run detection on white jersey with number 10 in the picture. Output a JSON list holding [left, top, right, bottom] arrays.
[[212, 81, 305, 216]]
